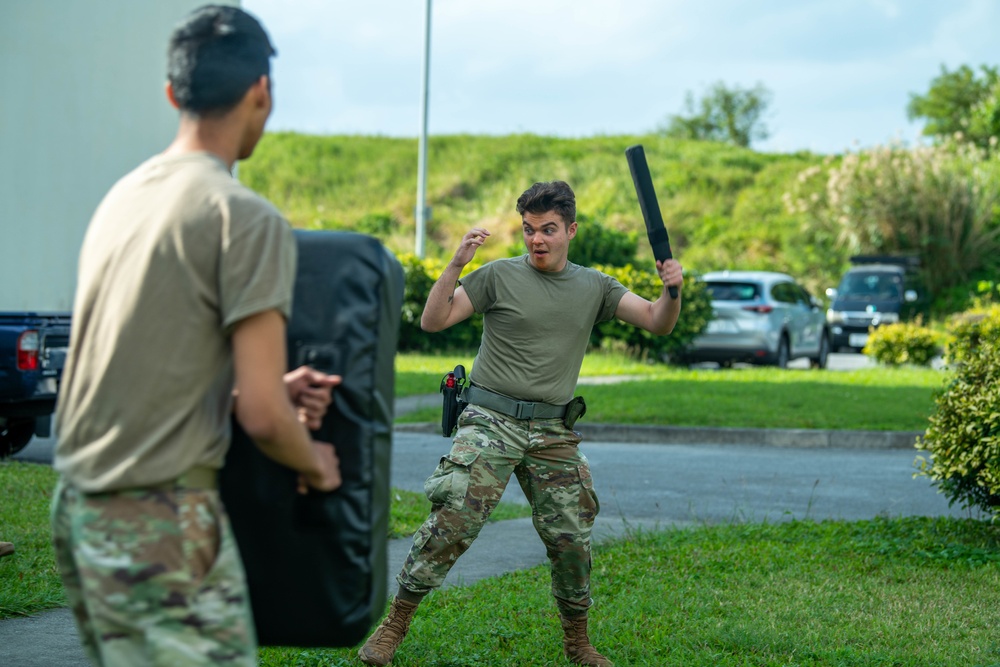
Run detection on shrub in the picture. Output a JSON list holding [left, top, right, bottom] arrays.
[[397, 254, 483, 353], [591, 265, 712, 362], [568, 214, 639, 267], [789, 140, 1000, 304], [862, 320, 942, 366], [916, 305, 1000, 516], [945, 303, 1000, 364], [395, 253, 711, 362], [505, 215, 639, 268]]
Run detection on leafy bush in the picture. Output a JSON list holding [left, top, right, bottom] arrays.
[[397, 254, 483, 353], [943, 304, 1000, 365], [504, 214, 639, 268], [916, 305, 1000, 516], [789, 140, 1000, 305], [567, 214, 638, 267], [591, 265, 712, 362], [396, 253, 711, 362], [862, 320, 942, 366]]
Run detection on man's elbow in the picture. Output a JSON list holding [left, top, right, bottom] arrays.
[[650, 322, 675, 336], [650, 312, 679, 336], [420, 315, 443, 332]]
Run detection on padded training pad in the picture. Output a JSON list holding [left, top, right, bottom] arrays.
[[220, 230, 404, 647]]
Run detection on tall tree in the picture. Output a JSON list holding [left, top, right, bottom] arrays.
[[661, 82, 771, 148], [907, 64, 999, 147]]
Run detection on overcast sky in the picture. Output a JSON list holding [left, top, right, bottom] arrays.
[[241, 0, 999, 155]]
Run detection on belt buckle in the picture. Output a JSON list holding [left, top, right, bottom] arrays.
[[514, 401, 535, 420]]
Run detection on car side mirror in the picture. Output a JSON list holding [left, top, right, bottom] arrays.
[[904, 289, 918, 303], [825, 287, 837, 299]]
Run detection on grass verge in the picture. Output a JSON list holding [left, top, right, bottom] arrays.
[[259, 517, 1000, 666], [0, 462, 530, 619], [397, 353, 943, 431], [387, 487, 530, 538], [0, 462, 63, 618], [5, 462, 999, 666]]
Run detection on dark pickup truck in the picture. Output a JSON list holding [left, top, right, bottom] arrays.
[[0, 313, 71, 456]]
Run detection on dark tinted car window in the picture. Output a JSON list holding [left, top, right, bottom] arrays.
[[838, 272, 902, 300], [706, 282, 760, 301], [771, 282, 797, 304]]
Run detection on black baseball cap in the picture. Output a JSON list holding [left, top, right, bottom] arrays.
[[167, 4, 277, 112]]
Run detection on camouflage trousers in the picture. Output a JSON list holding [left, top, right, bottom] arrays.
[[51, 479, 256, 667], [397, 405, 600, 614]]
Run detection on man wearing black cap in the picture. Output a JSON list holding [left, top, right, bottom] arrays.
[[50, 6, 340, 665]]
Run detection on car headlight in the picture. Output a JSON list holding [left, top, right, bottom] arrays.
[[826, 309, 844, 324]]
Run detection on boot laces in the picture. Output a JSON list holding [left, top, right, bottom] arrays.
[[371, 602, 413, 650]]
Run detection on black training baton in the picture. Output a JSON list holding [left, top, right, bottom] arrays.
[[625, 144, 678, 299]]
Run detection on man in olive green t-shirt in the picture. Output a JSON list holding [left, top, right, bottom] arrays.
[[51, 7, 340, 666], [359, 180, 684, 667]]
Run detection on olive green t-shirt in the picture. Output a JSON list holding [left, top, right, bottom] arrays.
[[54, 152, 296, 492], [459, 255, 628, 405]]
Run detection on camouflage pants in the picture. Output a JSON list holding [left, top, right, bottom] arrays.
[[397, 405, 600, 614], [51, 479, 256, 667]]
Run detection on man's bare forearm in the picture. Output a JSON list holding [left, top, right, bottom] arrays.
[[648, 288, 682, 335], [420, 262, 465, 331], [235, 388, 317, 470]]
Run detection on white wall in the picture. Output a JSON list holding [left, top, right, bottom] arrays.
[[0, 1, 237, 312]]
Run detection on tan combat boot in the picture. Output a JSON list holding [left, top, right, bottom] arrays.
[[560, 613, 614, 667], [358, 597, 419, 666]]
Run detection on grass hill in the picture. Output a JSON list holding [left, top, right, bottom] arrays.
[[240, 132, 846, 294]]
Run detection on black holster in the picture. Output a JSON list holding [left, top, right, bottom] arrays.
[[439, 365, 468, 437], [564, 395, 587, 430]]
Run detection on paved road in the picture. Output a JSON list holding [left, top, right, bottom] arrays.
[[388, 432, 964, 524]]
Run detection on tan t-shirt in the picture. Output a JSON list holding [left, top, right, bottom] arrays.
[[460, 255, 627, 405], [54, 152, 296, 492]]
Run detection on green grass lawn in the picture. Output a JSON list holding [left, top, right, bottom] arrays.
[[4, 354, 984, 667], [258, 517, 1000, 666], [10, 457, 997, 666], [396, 352, 943, 431], [0, 462, 531, 619]]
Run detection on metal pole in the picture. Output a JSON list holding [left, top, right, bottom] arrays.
[[415, 0, 432, 258]]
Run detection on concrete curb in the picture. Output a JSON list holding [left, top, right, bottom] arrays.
[[393, 421, 925, 449]]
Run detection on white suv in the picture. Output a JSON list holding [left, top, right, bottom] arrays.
[[685, 271, 831, 369]]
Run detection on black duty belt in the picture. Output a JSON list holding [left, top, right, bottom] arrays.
[[462, 385, 567, 420]]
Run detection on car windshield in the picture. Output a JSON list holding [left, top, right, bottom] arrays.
[[705, 282, 760, 301], [837, 272, 901, 300]]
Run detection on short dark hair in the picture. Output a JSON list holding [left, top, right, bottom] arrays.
[[167, 5, 276, 115], [515, 181, 576, 227]]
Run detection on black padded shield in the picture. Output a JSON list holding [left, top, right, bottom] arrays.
[[220, 230, 403, 648]]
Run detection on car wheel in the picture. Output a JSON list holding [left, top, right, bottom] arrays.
[[0, 418, 34, 458], [811, 333, 830, 369], [775, 335, 790, 369]]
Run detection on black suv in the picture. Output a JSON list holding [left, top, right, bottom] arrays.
[[825, 260, 920, 352]]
